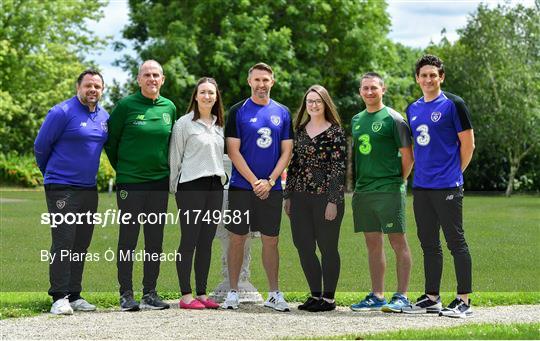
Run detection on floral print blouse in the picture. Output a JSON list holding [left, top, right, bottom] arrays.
[[285, 124, 347, 204]]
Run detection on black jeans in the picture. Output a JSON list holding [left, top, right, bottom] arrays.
[[45, 184, 97, 302], [116, 177, 169, 295], [175, 176, 223, 296], [289, 192, 344, 299], [413, 187, 472, 295]]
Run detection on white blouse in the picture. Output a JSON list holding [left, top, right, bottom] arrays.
[[169, 111, 225, 193]]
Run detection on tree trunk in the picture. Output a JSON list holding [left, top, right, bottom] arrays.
[[505, 163, 518, 197]]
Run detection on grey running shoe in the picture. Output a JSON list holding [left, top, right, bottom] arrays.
[[402, 294, 442, 314], [140, 290, 170, 310], [221, 290, 239, 310], [264, 291, 290, 312], [120, 290, 140, 312], [50, 297, 74, 315], [70, 298, 96, 311], [439, 298, 473, 318]]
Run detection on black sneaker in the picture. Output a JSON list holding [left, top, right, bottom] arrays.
[[120, 290, 140, 312], [402, 294, 442, 314], [140, 290, 170, 310], [307, 299, 336, 312], [298, 297, 320, 311], [439, 298, 473, 318]]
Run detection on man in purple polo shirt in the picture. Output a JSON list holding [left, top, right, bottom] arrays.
[[34, 70, 109, 315]]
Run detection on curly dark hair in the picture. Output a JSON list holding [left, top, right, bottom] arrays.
[[415, 54, 445, 76]]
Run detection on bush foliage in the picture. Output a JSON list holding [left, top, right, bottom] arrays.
[[0, 152, 115, 192]]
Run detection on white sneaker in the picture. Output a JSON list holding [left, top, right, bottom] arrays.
[[50, 298, 74, 315], [221, 290, 239, 310], [70, 298, 96, 311], [264, 291, 290, 312]]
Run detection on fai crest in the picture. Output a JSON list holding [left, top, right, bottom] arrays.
[[162, 113, 171, 124], [101, 121, 108, 132], [120, 190, 128, 200], [56, 200, 66, 210], [371, 121, 383, 132], [270, 115, 281, 126], [431, 112, 442, 122]]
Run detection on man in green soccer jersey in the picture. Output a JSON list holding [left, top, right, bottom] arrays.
[[350, 72, 414, 313], [105, 60, 177, 311]]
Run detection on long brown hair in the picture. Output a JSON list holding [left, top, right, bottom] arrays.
[[294, 84, 341, 130], [186, 77, 224, 127]]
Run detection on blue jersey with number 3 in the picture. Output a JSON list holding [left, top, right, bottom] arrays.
[[406, 91, 473, 189], [225, 98, 293, 190]]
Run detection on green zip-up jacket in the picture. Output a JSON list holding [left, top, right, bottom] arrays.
[[105, 91, 177, 184]]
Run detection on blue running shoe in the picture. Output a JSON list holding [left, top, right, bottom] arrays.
[[350, 293, 387, 311], [381, 293, 410, 313]]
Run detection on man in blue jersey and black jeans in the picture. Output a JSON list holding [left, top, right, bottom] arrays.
[[402, 55, 475, 318], [222, 63, 293, 311], [34, 70, 109, 315]]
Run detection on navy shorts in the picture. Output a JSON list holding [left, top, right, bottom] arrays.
[[225, 186, 283, 237]]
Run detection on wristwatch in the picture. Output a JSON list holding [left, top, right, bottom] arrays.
[[268, 177, 276, 187]]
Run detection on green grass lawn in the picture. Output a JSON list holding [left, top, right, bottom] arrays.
[[1, 190, 539, 313], [315, 322, 540, 340]]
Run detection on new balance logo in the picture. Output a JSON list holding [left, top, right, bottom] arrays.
[[80, 122, 87, 127], [249, 118, 257, 123], [446, 195, 454, 201]]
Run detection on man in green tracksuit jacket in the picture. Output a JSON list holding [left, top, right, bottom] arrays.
[[105, 59, 177, 312]]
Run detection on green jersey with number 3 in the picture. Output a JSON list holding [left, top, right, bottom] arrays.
[[352, 106, 412, 192]]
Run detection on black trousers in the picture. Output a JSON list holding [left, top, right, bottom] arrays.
[[175, 176, 223, 296], [116, 178, 169, 295], [45, 184, 97, 302], [413, 187, 472, 295], [289, 193, 344, 299]]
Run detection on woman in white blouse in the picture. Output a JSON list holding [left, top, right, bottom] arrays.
[[169, 77, 226, 309]]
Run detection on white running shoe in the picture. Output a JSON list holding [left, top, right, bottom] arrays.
[[264, 291, 290, 312], [221, 290, 239, 310], [70, 298, 96, 311], [50, 298, 74, 315], [439, 298, 473, 318]]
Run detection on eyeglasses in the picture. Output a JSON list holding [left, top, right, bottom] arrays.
[[306, 99, 323, 106]]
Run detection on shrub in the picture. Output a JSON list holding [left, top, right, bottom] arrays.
[[0, 152, 43, 187], [0, 152, 116, 192]]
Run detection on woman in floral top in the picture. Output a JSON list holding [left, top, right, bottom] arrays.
[[284, 85, 347, 312]]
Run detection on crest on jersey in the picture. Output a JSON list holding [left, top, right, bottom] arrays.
[[56, 200, 66, 210], [431, 112, 442, 122], [270, 115, 281, 126], [120, 190, 128, 200], [162, 113, 171, 124], [101, 121, 108, 132], [371, 121, 383, 132]]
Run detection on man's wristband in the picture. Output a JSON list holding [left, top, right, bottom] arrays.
[[268, 177, 276, 187]]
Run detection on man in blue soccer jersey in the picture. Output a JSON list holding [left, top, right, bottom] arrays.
[[34, 70, 109, 315], [402, 55, 475, 318], [222, 63, 294, 311]]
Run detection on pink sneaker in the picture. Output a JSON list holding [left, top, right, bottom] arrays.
[[179, 299, 205, 309], [196, 297, 220, 309]]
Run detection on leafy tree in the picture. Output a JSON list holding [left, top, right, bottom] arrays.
[[429, 2, 540, 195], [119, 0, 415, 130], [0, 0, 106, 154]]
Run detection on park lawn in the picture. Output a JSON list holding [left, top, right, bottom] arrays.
[[1, 189, 539, 318], [314, 322, 540, 340]]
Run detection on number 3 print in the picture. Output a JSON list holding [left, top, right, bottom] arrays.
[[256, 127, 272, 148], [416, 124, 430, 146]]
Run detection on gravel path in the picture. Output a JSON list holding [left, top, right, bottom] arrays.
[[1, 303, 539, 340]]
